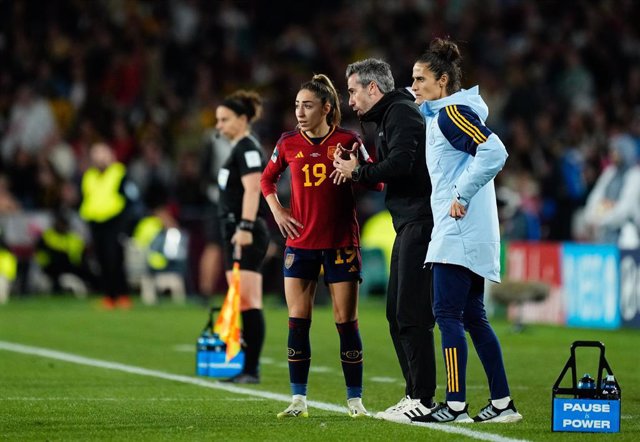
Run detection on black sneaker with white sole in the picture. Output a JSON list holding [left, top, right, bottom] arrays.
[[411, 402, 473, 423], [472, 400, 523, 423]]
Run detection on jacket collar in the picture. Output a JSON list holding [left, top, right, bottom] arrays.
[[360, 88, 415, 123], [419, 86, 488, 121]]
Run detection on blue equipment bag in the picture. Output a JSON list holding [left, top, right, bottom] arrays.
[[551, 341, 621, 433], [195, 307, 244, 378]]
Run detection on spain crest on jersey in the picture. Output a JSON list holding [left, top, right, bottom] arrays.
[[327, 145, 337, 161]]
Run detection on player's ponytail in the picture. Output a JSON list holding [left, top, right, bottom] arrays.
[[415, 37, 463, 94], [300, 74, 342, 126]]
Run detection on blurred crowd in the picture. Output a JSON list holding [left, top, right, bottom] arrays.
[[1, 0, 640, 296]]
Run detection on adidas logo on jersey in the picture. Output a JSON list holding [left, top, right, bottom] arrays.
[[295, 151, 304, 158], [349, 265, 358, 273]]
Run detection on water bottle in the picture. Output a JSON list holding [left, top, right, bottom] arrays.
[[206, 333, 225, 377], [601, 375, 620, 400], [577, 373, 595, 389], [196, 332, 211, 376]]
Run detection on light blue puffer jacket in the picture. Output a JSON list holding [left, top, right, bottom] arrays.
[[419, 86, 508, 282]]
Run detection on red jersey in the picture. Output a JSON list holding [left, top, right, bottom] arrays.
[[261, 126, 367, 249]]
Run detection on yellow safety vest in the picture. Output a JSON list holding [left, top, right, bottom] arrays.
[[38, 228, 85, 265], [0, 249, 17, 281], [79, 163, 126, 222], [132, 216, 167, 270], [132, 216, 163, 248]]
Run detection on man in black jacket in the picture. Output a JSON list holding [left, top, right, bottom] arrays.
[[333, 58, 436, 422]]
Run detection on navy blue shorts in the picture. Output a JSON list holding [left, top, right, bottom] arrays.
[[283, 246, 362, 284]]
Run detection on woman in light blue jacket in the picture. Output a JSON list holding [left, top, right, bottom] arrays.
[[409, 38, 522, 425]]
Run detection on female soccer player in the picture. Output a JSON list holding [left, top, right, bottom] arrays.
[[261, 74, 380, 418], [410, 38, 522, 423], [215, 89, 270, 384]]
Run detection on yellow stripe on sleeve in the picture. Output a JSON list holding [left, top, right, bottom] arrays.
[[452, 105, 487, 143], [445, 105, 487, 145]]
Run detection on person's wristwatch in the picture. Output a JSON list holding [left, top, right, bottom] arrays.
[[351, 164, 361, 182]]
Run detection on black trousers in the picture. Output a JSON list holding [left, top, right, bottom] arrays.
[[386, 220, 436, 402], [90, 216, 129, 298]]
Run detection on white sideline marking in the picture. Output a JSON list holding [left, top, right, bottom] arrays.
[[370, 376, 397, 383], [0, 341, 529, 442], [1, 397, 266, 402], [309, 366, 332, 373]]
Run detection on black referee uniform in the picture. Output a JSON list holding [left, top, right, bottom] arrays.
[[218, 134, 269, 271], [218, 133, 270, 381]]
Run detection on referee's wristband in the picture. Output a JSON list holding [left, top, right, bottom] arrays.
[[237, 219, 255, 231]]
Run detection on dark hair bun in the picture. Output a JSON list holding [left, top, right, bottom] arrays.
[[429, 38, 462, 64], [227, 89, 263, 122]]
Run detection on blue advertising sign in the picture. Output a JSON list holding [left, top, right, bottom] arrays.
[[562, 244, 620, 329], [552, 398, 620, 432], [619, 249, 640, 328]]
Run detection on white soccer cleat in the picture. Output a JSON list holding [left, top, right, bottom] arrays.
[[277, 397, 309, 419], [347, 398, 370, 418]]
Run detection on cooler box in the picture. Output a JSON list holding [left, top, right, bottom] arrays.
[[195, 307, 244, 378]]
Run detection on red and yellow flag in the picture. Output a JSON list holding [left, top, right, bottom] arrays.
[[214, 262, 241, 362]]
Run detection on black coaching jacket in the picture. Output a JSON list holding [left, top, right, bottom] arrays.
[[357, 88, 433, 232]]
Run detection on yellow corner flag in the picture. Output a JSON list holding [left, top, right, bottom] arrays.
[[214, 261, 242, 362]]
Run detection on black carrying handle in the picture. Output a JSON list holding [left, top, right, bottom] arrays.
[[552, 340, 619, 397], [201, 306, 221, 334]]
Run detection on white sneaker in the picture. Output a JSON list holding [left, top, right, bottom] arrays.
[[379, 398, 435, 423], [472, 400, 523, 423], [277, 397, 309, 418], [347, 398, 370, 418], [374, 396, 411, 419]]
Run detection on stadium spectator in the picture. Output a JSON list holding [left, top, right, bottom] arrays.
[[333, 59, 436, 423], [79, 142, 135, 309], [128, 135, 174, 209], [216, 89, 270, 384], [173, 149, 210, 293], [0, 228, 17, 304], [1, 84, 57, 165], [411, 38, 521, 424], [110, 116, 137, 164], [261, 74, 376, 418], [197, 128, 232, 297], [0, 174, 21, 214], [583, 134, 640, 247]]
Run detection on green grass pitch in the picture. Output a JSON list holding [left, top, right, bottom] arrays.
[[1, 295, 638, 441]]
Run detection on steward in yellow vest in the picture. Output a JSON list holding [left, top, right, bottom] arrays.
[[79, 143, 134, 309], [35, 211, 95, 293]]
